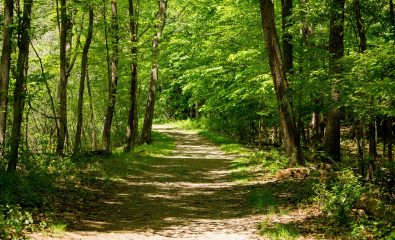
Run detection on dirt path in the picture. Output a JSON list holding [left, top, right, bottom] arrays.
[[34, 125, 265, 240]]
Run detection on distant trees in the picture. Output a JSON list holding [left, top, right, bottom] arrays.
[[0, 0, 394, 176]]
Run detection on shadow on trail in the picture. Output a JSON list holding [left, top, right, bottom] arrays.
[[66, 125, 317, 236]]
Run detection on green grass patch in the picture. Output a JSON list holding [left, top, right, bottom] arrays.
[[48, 221, 67, 234], [260, 220, 300, 240], [101, 131, 175, 179], [133, 131, 175, 157]]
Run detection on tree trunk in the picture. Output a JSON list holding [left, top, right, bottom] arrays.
[[324, 0, 345, 162], [387, 118, 394, 161], [368, 121, 376, 180], [102, 0, 119, 152], [141, 0, 168, 144], [86, 69, 97, 150], [355, 121, 365, 177], [125, 0, 140, 152], [353, 0, 366, 52], [281, 0, 293, 73], [74, 6, 94, 154], [353, 0, 376, 179], [57, 0, 73, 154], [7, 0, 33, 171], [259, 0, 303, 165], [390, 0, 394, 31], [0, 0, 14, 157]]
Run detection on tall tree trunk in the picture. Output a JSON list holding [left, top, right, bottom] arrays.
[[86, 69, 97, 150], [353, 0, 366, 52], [0, 0, 14, 157], [368, 121, 376, 180], [7, 0, 33, 172], [390, 0, 394, 31], [102, 0, 119, 152], [74, 6, 94, 153], [281, 0, 293, 73], [57, 0, 73, 154], [353, 0, 376, 179], [259, 0, 303, 165], [324, 0, 345, 162], [388, 118, 394, 161], [141, 0, 168, 144], [125, 0, 140, 152]]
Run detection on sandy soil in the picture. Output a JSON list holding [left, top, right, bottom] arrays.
[[32, 125, 266, 240]]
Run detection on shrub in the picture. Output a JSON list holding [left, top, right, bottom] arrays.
[[0, 204, 33, 240], [314, 169, 365, 224]]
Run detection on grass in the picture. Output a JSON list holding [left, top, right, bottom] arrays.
[[260, 220, 300, 240], [102, 131, 175, 179], [48, 221, 67, 234]]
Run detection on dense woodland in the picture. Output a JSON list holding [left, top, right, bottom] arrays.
[[0, 0, 394, 238]]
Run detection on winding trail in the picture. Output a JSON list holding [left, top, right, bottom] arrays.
[[36, 125, 265, 239]]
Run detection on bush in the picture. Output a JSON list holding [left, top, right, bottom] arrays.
[[314, 169, 365, 224], [253, 149, 290, 174], [0, 204, 33, 240]]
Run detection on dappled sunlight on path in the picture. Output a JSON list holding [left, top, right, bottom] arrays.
[[33, 125, 265, 239]]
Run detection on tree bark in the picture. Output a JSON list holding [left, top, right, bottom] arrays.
[[390, 0, 394, 31], [141, 0, 168, 144], [74, 6, 94, 153], [324, 0, 345, 162], [281, 0, 293, 73], [353, 0, 366, 52], [0, 0, 14, 157], [7, 0, 33, 171], [102, 0, 119, 152], [86, 69, 97, 150], [259, 0, 303, 165], [56, 0, 73, 154], [125, 0, 140, 152]]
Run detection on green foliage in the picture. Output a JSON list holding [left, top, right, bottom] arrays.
[[257, 150, 290, 174], [314, 169, 365, 223], [0, 204, 33, 240]]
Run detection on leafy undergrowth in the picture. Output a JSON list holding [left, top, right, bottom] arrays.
[[0, 131, 175, 239], [171, 120, 395, 239]]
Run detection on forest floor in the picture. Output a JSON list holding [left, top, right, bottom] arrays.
[[31, 125, 323, 240]]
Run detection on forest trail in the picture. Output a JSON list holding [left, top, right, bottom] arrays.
[[34, 125, 265, 240]]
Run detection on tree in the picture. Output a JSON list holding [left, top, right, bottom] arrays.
[[141, 0, 168, 144], [390, 0, 394, 31], [7, 0, 33, 171], [259, 0, 303, 165], [74, 5, 94, 153], [102, 0, 119, 152], [124, 0, 140, 152], [281, 0, 293, 73], [324, 0, 345, 162], [0, 0, 14, 157], [57, 0, 74, 154]]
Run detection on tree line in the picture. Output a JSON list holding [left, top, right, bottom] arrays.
[[0, 0, 394, 182], [0, 0, 169, 171]]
